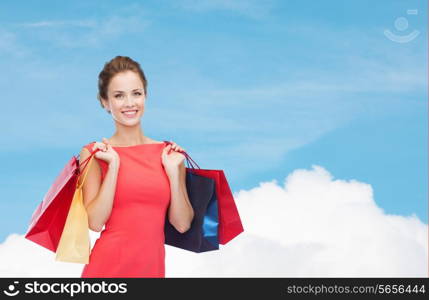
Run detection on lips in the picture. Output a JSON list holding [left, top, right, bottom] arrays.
[[122, 110, 138, 118]]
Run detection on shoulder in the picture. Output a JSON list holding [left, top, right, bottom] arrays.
[[79, 141, 98, 161], [79, 141, 103, 167], [81, 141, 96, 153]]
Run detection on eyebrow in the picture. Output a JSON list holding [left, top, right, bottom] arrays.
[[113, 88, 144, 93]]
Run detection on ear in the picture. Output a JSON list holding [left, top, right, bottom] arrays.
[[101, 97, 110, 112]]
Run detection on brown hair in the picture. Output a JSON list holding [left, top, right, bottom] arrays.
[[97, 56, 148, 113]]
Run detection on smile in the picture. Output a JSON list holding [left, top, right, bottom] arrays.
[[122, 110, 138, 118]]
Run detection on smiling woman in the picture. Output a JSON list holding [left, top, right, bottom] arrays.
[[79, 56, 194, 278], [96, 56, 148, 117]]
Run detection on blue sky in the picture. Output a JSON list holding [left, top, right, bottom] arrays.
[[0, 0, 427, 243]]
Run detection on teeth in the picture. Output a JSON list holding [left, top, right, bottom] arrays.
[[123, 110, 137, 115]]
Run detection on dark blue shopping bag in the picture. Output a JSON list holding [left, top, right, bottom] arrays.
[[164, 171, 219, 253]]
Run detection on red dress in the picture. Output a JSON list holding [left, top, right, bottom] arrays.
[[80, 141, 171, 278]]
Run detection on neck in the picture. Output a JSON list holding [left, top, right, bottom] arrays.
[[109, 123, 147, 146]]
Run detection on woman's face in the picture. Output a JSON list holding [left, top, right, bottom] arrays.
[[102, 70, 146, 126]]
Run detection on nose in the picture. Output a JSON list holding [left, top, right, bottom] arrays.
[[124, 93, 135, 106]]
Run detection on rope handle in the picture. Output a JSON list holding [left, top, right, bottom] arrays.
[[76, 153, 95, 189], [163, 140, 201, 170], [75, 147, 101, 189]]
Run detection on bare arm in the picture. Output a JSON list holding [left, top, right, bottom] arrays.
[[167, 161, 194, 233], [79, 147, 120, 232]]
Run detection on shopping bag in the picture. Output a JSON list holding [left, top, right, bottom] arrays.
[[163, 141, 244, 245], [164, 171, 219, 253], [25, 148, 98, 254], [55, 152, 96, 263], [189, 168, 243, 245]]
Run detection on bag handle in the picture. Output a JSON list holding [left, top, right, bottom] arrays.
[[75, 148, 101, 189], [163, 141, 201, 170], [76, 153, 95, 189], [77, 149, 98, 171], [76, 141, 102, 173]]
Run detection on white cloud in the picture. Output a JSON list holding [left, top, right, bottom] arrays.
[[1, 165, 426, 277], [0, 233, 83, 277]]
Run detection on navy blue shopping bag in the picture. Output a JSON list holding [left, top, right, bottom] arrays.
[[164, 171, 219, 253]]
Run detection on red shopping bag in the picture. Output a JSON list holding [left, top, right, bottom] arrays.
[[164, 141, 244, 244], [25, 148, 99, 252]]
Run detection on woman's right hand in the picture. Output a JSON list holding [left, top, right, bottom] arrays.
[[92, 137, 120, 166]]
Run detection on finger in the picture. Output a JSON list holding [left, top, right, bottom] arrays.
[[93, 142, 102, 151], [97, 141, 107, 151]]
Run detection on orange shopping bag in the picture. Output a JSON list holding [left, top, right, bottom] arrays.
[[55, 152, 96, 263]]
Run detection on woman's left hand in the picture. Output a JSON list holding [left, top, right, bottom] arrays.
[[161, 141, 186, 176]]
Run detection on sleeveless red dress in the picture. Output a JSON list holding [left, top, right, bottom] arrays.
[[80, 141, 171, 278]]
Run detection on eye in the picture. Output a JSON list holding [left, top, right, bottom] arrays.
[[115, 94, 123, 99], [134, 92, 142, 96]]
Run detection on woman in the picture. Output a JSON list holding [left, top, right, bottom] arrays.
[[79, 56, 194, 278]]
